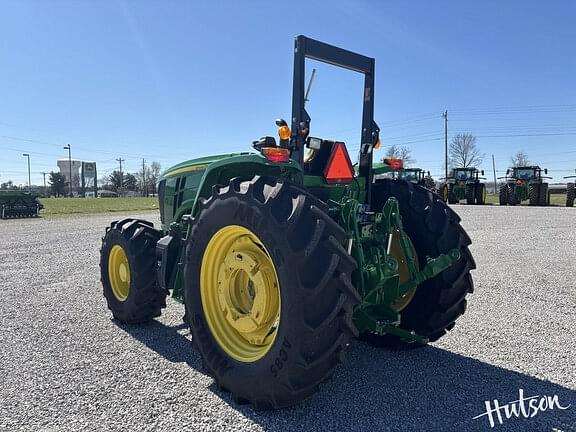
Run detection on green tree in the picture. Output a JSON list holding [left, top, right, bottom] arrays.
[[1, 180, 17, 190], [49, 172, 66, 197], [108, 171, 123, 192], [123, 173, 138, 191]]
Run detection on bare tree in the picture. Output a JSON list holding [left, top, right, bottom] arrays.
[[384, 144, 414, 167], [449, 133, 484, 168], [511, 151, 530, 167], [148, 161, 162, 193]]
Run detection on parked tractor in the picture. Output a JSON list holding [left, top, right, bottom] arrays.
[[564, 170, 575, 207], [99, 36, 475, 409], [374, 164, 436, 192], [439, 168, 486, 205], [499, 166, 550, 206], [0, 191, 43, 219]]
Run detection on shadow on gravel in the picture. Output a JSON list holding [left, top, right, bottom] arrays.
[[116, 320, 574, 432], [114, 319, 201, 367]]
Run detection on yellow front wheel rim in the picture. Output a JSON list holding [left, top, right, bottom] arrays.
[[108, 245, 131, 301], [389, 230, 420, 312], [443, 185, 448, 201], [200, 225, 281, 363]]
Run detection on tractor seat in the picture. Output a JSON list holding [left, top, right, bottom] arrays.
[[303, 140, 335, 176]]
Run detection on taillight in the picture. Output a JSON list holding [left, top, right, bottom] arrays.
[[384, 157, 404, 170], [324, 142, 354, 184], [261, 147, 290, 163]]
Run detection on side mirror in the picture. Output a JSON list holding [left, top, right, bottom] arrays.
[[481, 170, 484, 176], [544, 168, 548, 174], [506, 169, 510, 175], [427, 171, 431, 176]]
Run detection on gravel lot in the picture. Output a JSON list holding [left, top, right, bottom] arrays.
[[1, 206, 574, 432]]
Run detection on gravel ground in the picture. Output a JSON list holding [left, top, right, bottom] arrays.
[[1, 206, 574, 432]]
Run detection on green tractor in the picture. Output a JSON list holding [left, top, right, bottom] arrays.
[[564, 170, 575, 207], [439, 167, 486, 205], [99, 36, 475, 409], [499, 166, 550, 206], [374, 163, 436, 192], [0, 190, 43, 219]]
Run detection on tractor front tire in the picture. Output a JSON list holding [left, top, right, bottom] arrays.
[[499, 184, 508, 205], [529, 184, 539, 206], [566, 183, 575, 207], [475, 183, 486, 205], [368, 180, 475, 346], [465, 184, 475, 205], [100, 219, 167, 323], [183, 176, 359, 409]]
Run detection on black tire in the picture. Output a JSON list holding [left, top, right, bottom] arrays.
[[465, 184, 475, 205], [366, 180, 475, 346], [529, 184, 539, 206], [447, 184, 458, 204], [539, 183, 549, 206], [475, 183, 486, 205], [183, 176, 359, 409], [567, 183, 575, 207], [499, 184, 508, 206], [100, 218, 167, 323], [507, 185, 518, 206]]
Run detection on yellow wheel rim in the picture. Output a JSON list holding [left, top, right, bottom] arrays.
[[443, 185, 448, 201], [108, 245, 131, 301], [389, 230, 420, 312], [200, 225, 281, 363]]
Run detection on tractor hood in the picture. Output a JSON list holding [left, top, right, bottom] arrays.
[[160, 152, 252, 180]]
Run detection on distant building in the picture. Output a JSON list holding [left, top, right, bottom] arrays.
[[57, 159, 82, 190]]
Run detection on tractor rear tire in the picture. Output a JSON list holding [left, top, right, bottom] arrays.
[[475, 183, 486, 205], [367, 180, 475, 347], [183, 176, 359, 409], [447, 184, 458, 204], [567, 183, 575, 207], [499, 184, 508, 205], [507, 185, 518, 206], [100, 219, 167, 323], [529, 184, 539, 206], [465, 184, 475, 205], [539, 183, 549, 206]]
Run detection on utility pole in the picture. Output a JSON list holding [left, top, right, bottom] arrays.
[[22, 153, 31, 192], [41, 172, 47, 196], [63, 144, 72, 197], [142, 158, 146, 197], [492, 154, 497, 194], [116, 157, 125, 194], [443, 111, 448, 181]]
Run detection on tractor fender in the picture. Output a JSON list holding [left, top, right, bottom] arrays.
[[190, 154, 302, 218]]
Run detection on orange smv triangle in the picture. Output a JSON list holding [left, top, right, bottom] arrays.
[[324, 142, 354, 184]]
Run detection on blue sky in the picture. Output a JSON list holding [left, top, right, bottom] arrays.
[[1, 0, 575, 186]]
